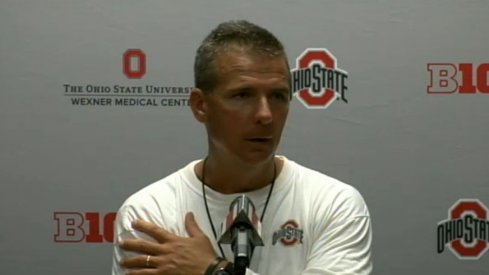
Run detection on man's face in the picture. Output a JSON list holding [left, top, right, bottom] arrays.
[[201, 47, 290, 164]]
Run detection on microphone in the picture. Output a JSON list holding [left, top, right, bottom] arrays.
[[218, 195, 264, 275]]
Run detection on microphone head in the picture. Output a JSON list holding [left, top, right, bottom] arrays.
[[218, 195, 264, 246]]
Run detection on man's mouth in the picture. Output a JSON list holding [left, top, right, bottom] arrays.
[[247, 137, 272, 142]]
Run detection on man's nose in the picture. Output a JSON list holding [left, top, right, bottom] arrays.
[[254, 96, 273, 124]]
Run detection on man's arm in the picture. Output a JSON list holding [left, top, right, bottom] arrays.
[[302, 186, 372, 274], [113, 212, 218, 275], [303, 216, 372, 274]]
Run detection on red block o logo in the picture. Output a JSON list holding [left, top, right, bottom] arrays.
[[449, 200, 488, 259], [291, 48, 348, 109], [296, 49, 337, 108], [123, 49, 146, 79]]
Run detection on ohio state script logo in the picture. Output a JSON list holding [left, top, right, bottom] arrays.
[[291, 48, 348, 109], [437, 199, 489, 259], [272, 220, 304, 246]]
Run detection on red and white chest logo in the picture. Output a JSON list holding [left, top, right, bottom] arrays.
[[437, 199, 489, 259], [272, 220, 304, 246], [291, 48, 348, 109]]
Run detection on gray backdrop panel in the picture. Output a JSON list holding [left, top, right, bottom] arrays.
[[1, 0, 488, 274]]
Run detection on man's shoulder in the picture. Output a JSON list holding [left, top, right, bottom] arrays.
[[285, 157, 368, 213], [285, 157, 353, 191], [114, 160, 200, 231], [119, 160, 199, 213]]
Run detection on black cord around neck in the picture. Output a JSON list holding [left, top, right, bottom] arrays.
[[200, 157, 277, 259]]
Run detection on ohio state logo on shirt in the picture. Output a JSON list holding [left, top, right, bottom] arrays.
[[436, 199, 489, 259], [291, 48, 348, 109], [272, 220, 304, 246]]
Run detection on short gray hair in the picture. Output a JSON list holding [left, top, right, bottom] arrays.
[[194, 20, 289, 93]]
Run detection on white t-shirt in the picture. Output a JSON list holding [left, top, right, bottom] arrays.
[[112, 156, 372, 275]]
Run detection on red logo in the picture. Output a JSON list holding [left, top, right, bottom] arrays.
[[437, 199, 489, 259], [123, 49, 146, 79], [291, 48, 348, 109], [427, 63, 489, 94], [272, 220, 303, 246], [53, 212, 116, 243]]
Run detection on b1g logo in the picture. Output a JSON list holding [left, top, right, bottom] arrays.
[[291, 48, 348, 109], [54, 212, 116, 243], [123, 49, 146, 79], [437, 199, 489, 259], [427, 63, 489, 94]]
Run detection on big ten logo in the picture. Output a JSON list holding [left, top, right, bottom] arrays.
[[427, 63, 489, 94], [54, 212, 116, 243], [123, 49, 146, 79]]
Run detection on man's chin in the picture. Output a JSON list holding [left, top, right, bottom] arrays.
[[237, 151, 276, 165]]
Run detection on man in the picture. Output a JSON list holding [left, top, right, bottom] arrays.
[[112, 20, 372, 275]]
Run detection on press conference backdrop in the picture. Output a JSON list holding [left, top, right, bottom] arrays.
[[1, 1, 488, 274]]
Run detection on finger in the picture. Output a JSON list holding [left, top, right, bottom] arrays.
[[132, 220, 174, 243], [119, 239, 170, 255], [120, 254, 158, 269], [126, 270, 159, 275], [126, 269, 160, 275], [185, 212, 204, 238]]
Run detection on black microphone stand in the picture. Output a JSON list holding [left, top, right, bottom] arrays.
[[233, 225, 253, 275], [219, 195, 264, 275]]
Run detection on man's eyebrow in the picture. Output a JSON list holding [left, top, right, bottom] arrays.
[[227, 86, 253, 93], [271, 85, 291, 91]]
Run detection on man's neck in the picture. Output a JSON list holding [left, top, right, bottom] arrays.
[[196, 156, 282, 194]]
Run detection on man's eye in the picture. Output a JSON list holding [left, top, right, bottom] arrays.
[[234, 92, 250, 98], [272, 92, 288, 101]]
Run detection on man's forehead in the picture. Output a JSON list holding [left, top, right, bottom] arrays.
[[214, 47, 289, 76]]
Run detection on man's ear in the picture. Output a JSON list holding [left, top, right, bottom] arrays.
[[190, 88, 207, 123]]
